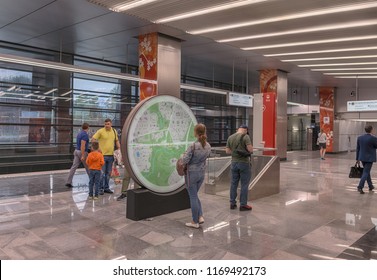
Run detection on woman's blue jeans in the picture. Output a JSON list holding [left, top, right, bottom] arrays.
[[185, 170, 205, 224]]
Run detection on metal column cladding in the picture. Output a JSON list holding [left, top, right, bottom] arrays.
[[157, 35, 181, 98], [276, 71, 288, 160]]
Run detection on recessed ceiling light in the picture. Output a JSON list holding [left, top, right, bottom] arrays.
[[43, 88, 57, 95], [323, 72, 377, 75], [189, 2, 377, 34], [180, 84, 228, 95], [282, 55, 377, 62], [60, 90, 72, 96], [155, 0, 268, 23], [311, 68, 377, 71], [242, 35, 377, 50], [218, 20, 377, 43], [299, 62, 377, 67], [111, 0, 159, 12], [0, 53, 151, 83], [335, 76, 377, 78], [264, 47, 377, 57]]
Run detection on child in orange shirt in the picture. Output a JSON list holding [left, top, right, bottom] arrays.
[[86, 142, 104, 199]]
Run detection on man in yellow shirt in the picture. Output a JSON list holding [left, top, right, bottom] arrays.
[[92, 119, 120, 195]]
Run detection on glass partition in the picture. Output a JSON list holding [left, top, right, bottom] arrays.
[[205, 148, 279, 197], [0, 42, 253, 173]]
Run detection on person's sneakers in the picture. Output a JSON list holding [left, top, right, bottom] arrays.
[[357, 188, 365, 194], [240, 205, 252, 211], [199, 216, 205, 224], [117, 193, 127, 201], [65, 183, 73, 188], [230, 204, 237, 210], [104, 189, 114, 194], [93, 196, 98, 200], [99, 190, 104, 195], [185, 222, 199, 229], [369, 186, 375, 191], [89, 195, 93, 200]]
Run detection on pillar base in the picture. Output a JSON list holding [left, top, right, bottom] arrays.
[[126, 187, 190, 221]]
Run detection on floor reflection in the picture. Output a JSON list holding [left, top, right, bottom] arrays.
[[0, 152, 377, 259]]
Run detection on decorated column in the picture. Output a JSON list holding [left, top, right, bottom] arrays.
[[319, 87, 335, 152], [138, 33, 181, 100], [258, 69, 287, 160]]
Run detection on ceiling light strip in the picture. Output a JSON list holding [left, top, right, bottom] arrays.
[[282, 55, 377, 62], [218, 20, 377, 43], [264, 46, 377, 57], [311, 68, 377, 71], [324, 72, 377, 75], [7, 86, 17, 91], [180, 84, 228, 95], [335, 76, 377, 79], [242, 35, 377, 50], [60, 90, 72, 96], [300, 62, 377, 67], [0, 54, 155, 84], [43, 88, 57, 95], [111, 0, 159, 12], [189, 2, 377, 34], [0, 95, 45, 102], [287, 101, 305, 106], [155, 0, 268, 23]]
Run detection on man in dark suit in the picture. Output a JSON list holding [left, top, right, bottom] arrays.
[[356, 125, 377, 194]]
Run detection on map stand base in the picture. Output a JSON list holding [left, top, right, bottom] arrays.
[[126, 187, 190, 221]]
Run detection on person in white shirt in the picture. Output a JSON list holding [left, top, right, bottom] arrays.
[[318, 129, 327, 160]]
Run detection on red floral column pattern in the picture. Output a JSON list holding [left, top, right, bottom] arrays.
[[139, 33, 157, 100], [260, 69, 277, 93], [319, 87, 334, 152], [259, 70, 277, 154]]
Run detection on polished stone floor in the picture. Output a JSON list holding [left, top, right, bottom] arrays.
[[0, 151, 376, 260]]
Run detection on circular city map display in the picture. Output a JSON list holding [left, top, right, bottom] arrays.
[[121, 95, 197, 193]]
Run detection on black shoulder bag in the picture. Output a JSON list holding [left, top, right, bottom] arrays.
[[235, 134, 251, 157]]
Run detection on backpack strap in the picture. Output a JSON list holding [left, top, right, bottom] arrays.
[[112, 128, 118, 150], [236, 134, 246, 150]]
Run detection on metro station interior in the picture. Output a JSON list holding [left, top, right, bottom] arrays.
[[1, 0, 377, 260]]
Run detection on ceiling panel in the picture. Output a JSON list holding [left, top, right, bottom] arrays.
[[0, 0, 52, 27], [0, 0, 110, 43], [123, 0, 370, 30], [1, 0, 377, 89], [208, 9, 377, 41]]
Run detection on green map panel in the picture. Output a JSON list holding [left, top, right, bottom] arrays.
[[125, 95, 197, 193]]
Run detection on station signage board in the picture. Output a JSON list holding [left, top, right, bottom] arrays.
[[347, 100, 377, 112], [227, 92, 253, 107]]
